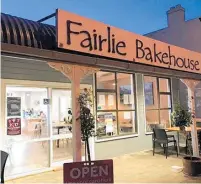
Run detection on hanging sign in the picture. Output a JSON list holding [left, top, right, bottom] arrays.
[[7, 118, 21, 135], [7, 97, 21, 117], [63, 160, 113, 183], [57, 9, 201, 74]]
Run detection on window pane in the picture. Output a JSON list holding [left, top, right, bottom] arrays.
[[96, 71, 115, 90], [118, 111, 136, 134], [52, 90, 72, 136], [195, 83, 201, 119], [146, 110, 159, 132], [96, 112, 117, 138], [117, 73, 135, 110], [159, 78, 170, 92], [6, 86, 49, 141], [53, 138, 85, 162], [160, 95, 171, 108], [5, 141, 49, 177], [97, 92, 116, 110], [160, 109, 171, 128], [144, 76, 158, 109]]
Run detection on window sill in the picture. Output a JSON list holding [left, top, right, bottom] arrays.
[[95, 134, 139, 143]]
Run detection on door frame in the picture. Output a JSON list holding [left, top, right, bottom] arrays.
[[1, 79, 95, 179]]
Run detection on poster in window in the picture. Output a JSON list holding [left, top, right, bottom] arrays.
[[7, 118, 21, 135], [108, 95, 114, 106], [7, 97, 21, 117], [144, 82, 154, 105], [123, 94, 129, 104], [99, 95, 105, 106]]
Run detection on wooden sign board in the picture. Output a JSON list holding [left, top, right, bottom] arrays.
[[63, 160, 114, 183]]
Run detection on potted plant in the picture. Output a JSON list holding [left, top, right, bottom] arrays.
[[171, 102, 201, 176], [171, 102, 192, 130], [78, 88, 95, 162]]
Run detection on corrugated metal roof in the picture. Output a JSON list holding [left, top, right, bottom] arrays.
[[1, 13, 56, 50]]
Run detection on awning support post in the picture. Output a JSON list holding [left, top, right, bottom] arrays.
[[48, 62, 99, 161], [181, 79, 200, 157]]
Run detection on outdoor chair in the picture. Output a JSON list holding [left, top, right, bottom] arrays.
[[1, 150, 9, 184], [151, 124, 175, 147], [153, 128, 178, 159]]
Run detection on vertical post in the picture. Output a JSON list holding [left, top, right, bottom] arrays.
[[188, 88, 199, 157], [181, 79, 199, 157], [72, 70, 82, 162], [48, 62, 99, 162]]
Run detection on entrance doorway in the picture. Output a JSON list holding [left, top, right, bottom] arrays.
[[3, 81, 93, 178]]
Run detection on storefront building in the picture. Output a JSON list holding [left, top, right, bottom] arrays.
[[1, 9, 201, 180]]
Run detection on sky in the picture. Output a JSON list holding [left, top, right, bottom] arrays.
[[1, 0, 201, 35]]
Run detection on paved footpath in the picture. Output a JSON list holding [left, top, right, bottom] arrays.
[[6, 151, 201, 183]]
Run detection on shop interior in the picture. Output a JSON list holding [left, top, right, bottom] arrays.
[[5, 85, 86, 177]]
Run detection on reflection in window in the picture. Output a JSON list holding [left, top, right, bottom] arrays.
[[96, 71, 137, 139], [96, 71, 115, 90], [53, 139, 85, 162], [160, 95, 171, 108], [159, 78, 170, 92], [52, 90, 72, 136], [117, 73, 135, 110], [144, 76, 159, 109], [144, 76, 172, 132], [5, 141, 49, 176], [160, 110, 171, 128], [195, 81, 201, 119]]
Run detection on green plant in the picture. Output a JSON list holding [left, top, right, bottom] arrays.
[[171, 102, 193, 127], [78, 88, 95, 162]]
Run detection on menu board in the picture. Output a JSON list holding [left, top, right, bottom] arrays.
[[7, 118, 21, 135], [7, 97, 21, 117]]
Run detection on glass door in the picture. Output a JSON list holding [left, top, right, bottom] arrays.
[[5, 86, 50, 177], [51, 89, 73, 163], [51, 89, 86, 164]]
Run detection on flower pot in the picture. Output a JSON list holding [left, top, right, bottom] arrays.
[[182, 156, 201, 176]]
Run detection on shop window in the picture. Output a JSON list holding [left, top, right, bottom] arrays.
[[5, 141, 49, 176], [96, 71, 115, 90], [6, 86, 49, 141], [97, 92, 116, 110], [195, 81, 201, 119], [144, 76, 172, 133], [96, 71, 137, 139]]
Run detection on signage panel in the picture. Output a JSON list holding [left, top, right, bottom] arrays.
[[63, 160, 113, 183], [57, 9, 201, 74]]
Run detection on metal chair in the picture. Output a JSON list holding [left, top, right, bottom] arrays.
[[1, 150, 9, 184], [153, 128, 178, 158]]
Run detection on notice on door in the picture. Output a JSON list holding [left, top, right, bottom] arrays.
[[63, 160, 113, 183], [7, 118, 21, 135], [7, 97, 21, 117]]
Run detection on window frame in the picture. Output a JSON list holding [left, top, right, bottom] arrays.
[[95, 71, 138, 140], [144, 76, 172, 133]]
